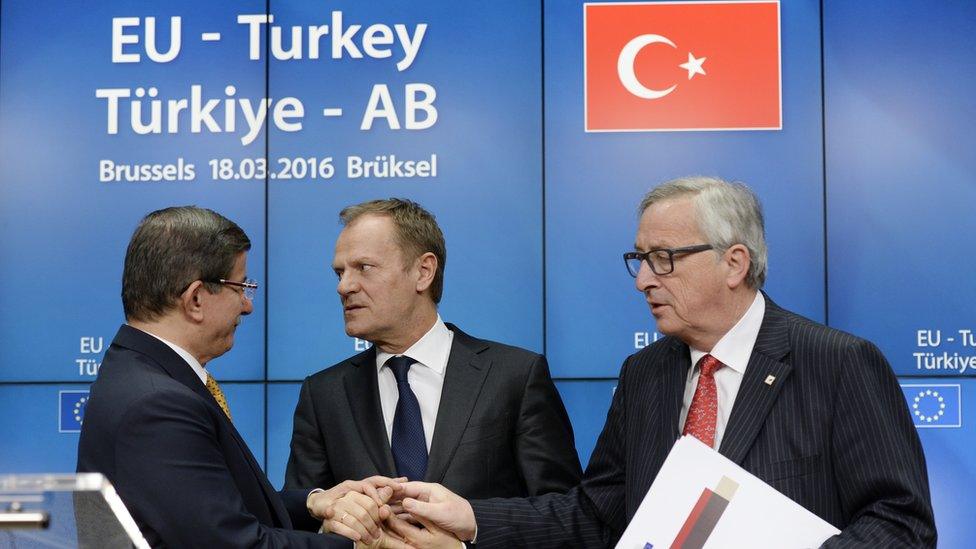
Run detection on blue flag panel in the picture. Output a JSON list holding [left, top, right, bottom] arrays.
[[58, 390, 90, 433], [901, 383, 962, 429]]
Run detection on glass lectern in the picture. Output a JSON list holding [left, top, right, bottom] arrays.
[[0, 473, 148, 548]]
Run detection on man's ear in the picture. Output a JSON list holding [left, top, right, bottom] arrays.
[[415, 252, 437, 294], [180, 280, 207, 323], [724, 244, 752, 289]]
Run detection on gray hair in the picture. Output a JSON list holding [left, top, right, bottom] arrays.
[[122, 206, 251, 322], [639, 176, 767, 288]]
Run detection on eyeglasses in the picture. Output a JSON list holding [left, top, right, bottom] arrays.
[[623, 244, 714, 277], [208, 278, 259, 300]]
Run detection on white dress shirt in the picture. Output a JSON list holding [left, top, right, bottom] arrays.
[[138, 326, 209, 386], [679, 292, 765, 450], [375, 315, 454, 451]]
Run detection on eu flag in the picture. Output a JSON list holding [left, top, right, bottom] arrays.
[[59, 390, 90, 433], [900, 384, 961, 428]]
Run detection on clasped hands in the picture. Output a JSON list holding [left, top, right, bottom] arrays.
[[307, 476, 477, 549]]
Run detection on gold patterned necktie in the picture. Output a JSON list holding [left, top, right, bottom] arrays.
[[205, 373, 233, 421]]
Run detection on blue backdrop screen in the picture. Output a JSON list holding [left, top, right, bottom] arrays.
[[0, 0, 971, 545]]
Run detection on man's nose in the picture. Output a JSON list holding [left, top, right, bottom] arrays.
[[337, 272, 358, 296], [635, 260, 659, 292]]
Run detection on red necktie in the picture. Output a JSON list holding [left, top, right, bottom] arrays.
[[683, 354, 724, 448]]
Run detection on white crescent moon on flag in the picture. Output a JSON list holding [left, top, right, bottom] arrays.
[[617, 34, 677, 100]]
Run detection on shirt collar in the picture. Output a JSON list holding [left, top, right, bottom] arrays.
[[689, 291, 765, 375], [135, 326, 209, 386], [375, 315, 451, 375]]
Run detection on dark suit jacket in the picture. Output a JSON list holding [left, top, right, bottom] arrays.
[[77, 325, 349, 548], [285, 324, 582, 499], [472, 296, 936, 548]]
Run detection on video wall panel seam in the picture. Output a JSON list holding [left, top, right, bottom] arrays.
[[540, 0, 548, 358], [818, 0, 830, 327], [263, 0, 272, 476]]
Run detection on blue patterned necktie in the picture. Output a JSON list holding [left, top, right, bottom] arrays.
[[387, 355, 428, 480]]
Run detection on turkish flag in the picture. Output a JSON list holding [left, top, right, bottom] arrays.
[[585, 1, 781, 131]]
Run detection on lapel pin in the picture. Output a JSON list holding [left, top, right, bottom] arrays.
[[764, 375, 776, 386]]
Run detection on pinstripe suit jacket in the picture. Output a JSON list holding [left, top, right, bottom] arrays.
[[472, 296, 936, 548]]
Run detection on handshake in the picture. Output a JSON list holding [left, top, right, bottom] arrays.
[[307, 477, 478, 549]]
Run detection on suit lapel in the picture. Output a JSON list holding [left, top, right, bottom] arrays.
[[424, 325, 491, 483], [661, 341, 689, 440], [718, 297, 792, 465], [241, 438, 292, 527], [114, 325, 226, 416], [344, 348, 398, 476], [112, 325, 291, 526], [634, 340, 688, 496], [217, 419, 292, 527]]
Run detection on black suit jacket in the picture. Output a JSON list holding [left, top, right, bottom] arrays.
[[285, 324, 582, 499], [77, 325, 349, 548], [472, 296, 936, 548]]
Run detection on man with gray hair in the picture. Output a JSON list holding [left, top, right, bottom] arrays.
[[396, 177, 936, 548], [78, 206, 352, 548]]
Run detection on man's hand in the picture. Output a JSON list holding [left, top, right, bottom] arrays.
[[354, 522, 412, 549], [328, 488, 390, 544], [400, 482, 476, 541], [308, 476, 406, 520], [385, 514, 462, 549], [307, 476, 405, 543]]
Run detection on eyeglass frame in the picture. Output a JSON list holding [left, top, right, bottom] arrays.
[[623, 244, 715, 277], [205, 278, 259, 300]]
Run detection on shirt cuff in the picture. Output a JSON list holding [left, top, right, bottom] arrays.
[[306, 488, 326, 517]]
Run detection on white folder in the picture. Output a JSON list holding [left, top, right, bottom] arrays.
[[616, 436, 839, 549]]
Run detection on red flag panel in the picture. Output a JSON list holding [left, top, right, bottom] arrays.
[[585, 1, 781, 131]]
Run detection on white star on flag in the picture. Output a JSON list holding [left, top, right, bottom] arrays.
[[679, 52, 707, 80]]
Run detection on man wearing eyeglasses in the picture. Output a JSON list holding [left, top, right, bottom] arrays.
[[395, 177, 936, 548], [77, 206, 352, 548]]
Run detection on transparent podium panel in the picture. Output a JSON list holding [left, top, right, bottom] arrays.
[[0, 473, 148, 548]]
